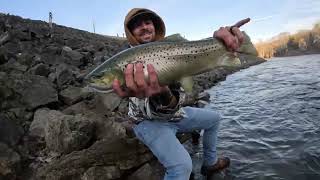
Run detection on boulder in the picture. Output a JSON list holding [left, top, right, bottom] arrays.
[[81, 166, 121, 180], [0, 58, 28, 73], [94, 93, 122, 112], [128, 163, 158, 180], [61, 46, 84, 67], [37, 138, 152, 180], [59, 86, 89, 105], [28, 63, 50, 77], [0, 46, 8, 65], [0, 113, 24, 146], [44, 110, 95, 154], [20, 75, 58, 109], [29, 108, 50, 138], [0, 143, 21, 178], [55, 63, 75, 87], [0, 31, 10, 45], [62, 101, 91, 115]]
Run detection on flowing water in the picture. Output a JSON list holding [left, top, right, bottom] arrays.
[[188, 54, 320, 180]]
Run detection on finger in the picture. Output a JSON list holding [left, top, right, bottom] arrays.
[[147, 64, 160, 88], [232, 37, 240, 50], [231, 27, 245, 44], [233, 18, 250, 28], [223, 31, 238, 51], [112, 79, 128, 97], [134, 63, 147, 89], [124, 64, 138, 92]]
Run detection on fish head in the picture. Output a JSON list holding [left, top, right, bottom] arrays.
[[84, 67, 124, 93], [218, 52, 242, 68]]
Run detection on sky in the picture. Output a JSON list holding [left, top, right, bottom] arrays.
[[1, 0, 320, 42]]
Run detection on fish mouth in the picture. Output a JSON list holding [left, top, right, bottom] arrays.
[[86, 83, 113, 93]]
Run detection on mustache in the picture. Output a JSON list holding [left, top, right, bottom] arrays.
[[138, 29, 152, 36]]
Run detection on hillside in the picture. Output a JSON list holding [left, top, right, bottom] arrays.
[[255, 21, 320, 58]]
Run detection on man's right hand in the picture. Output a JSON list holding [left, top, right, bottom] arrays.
[[112, 63, 170, 98]]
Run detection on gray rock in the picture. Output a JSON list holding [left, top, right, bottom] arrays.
[[0, 143, 21, 177], [62, 101, 91, 115], [0, 47, 8, 65], [41, 53, 68, 65], [17, 52, 36, 68], [59, 86, 89, 105], [62, 46, 72, 52], [55, 64, 74, 87], [0, 113, 24, 146], [95, 93, 122, 112], [93, 114, 126, 141], [80, 45, 95, 53], [0, 31, 10, 45], [128, 163, 157, 180], [1, 58, 28, 73], [4, 42, 21, 56], [44, 110, 95, 154], [8, 107, 33, 123], [42, 45, 60, 55], [61, 46, 84, 67], [29, 108, 50, 138], [0, 72, 14, 104], [48, 72, 56, 82], [20, 75, 58, 109], [65, 38, 82, 49], [81, 166, 121, 180], [11, 29, 31, 41], [93, 55, 103, 65], [28, 63, 50, 77], [37, 138, 152, 180]]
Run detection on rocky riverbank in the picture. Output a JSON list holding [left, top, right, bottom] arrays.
[[0, 13, 265, 180]]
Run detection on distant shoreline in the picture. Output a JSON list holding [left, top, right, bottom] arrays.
[[267, 53, 320, 60]]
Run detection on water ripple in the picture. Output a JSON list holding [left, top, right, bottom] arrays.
[[192, 54, 320, 180]]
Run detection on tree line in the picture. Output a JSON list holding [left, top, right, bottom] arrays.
[[255, 21, 320, 58]]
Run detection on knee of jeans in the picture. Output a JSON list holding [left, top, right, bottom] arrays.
[[168, 157, 193, 176]]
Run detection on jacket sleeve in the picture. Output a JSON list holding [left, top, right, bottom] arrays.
[[148, 82, 197, 112]]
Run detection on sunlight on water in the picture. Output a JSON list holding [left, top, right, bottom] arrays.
[[188, 54, 320, 180]]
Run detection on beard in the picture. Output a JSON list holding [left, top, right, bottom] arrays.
[[138, 29, 155, 42]]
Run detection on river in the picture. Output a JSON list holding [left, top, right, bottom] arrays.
[[187, 54, 320, 180]]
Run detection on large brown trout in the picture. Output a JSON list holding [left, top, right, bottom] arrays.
[[84, 32, 258, 93]]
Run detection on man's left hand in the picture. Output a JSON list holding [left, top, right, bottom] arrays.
[[213, 18, 250, 51]]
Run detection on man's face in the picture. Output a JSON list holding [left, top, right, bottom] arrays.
[[131, 18, 156, 44]]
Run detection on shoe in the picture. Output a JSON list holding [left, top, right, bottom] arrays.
[[200, 157, 230, 176]]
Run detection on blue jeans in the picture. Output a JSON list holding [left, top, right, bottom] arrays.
[[133, 106, 221, 180]]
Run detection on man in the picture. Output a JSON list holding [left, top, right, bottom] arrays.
[[113, 8, 248, 180]]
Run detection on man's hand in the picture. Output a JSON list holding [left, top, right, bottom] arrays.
[[213, 18, 250, 51], [112, 63, 170, 98]]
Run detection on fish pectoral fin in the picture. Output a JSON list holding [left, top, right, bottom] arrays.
[[180, 77, 194, 93]]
